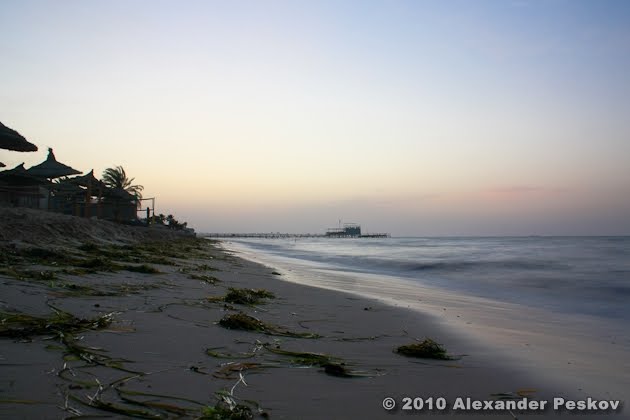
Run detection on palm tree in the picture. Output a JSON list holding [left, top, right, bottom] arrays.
[[101, 166, 143, 199]]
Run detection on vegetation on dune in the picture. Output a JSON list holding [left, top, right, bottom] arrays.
[[0, 235, 280, 418], [77, 256, 120, 272], [0, 267, 57, 281], [0, 244, 76, 266], [1, 243, 168, 277], [77, 257, 161, 274], [150, 213, 189, 230]]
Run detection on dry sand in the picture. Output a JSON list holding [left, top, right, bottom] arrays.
[[0, 209, 625, 419]]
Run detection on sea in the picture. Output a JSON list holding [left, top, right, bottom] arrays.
[[221, 236, 630, 402]]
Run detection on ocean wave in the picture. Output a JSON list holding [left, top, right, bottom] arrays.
[[230, 237, 630, 320]]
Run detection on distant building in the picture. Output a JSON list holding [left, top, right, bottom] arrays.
[[325, 223, 362, 238]]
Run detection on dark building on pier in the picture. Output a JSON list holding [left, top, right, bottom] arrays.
[[325, 223, 362, 238]]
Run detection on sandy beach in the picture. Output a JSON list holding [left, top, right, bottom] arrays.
[[0, 209, 625, 419]]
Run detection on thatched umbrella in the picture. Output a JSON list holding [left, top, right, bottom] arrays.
[[67, 169, 107, 190], [27, 148, 81, 179], [0, 163, 51, 187], [0, 122, 38, 152], [0, 163, 28, 176]]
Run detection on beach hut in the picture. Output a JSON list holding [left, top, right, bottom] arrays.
[[48, 181, 84, 214], [47, 170, 139, 222], [53, 170, 108, 218], [27, 148, 81, 179], [22, 148, 82, 211], [100, 186, 139, 222], [0, 122, 38, 152], [0, 163, 51, 208]]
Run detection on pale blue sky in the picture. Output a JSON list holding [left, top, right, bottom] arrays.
[[1, 1, 629, 235]]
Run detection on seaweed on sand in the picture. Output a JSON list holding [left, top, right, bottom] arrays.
[[52, 281, 115, 297], [224, 288, 275, 305], [206, 347, 258, 359], [76, 257, 121, 272], [264, 345, 337, 367], [75, 257, 161, 275], [219, 313, 267, 332], [395, 338, 453, 360], [122, 264, 161, 274], [202, 395, 254, 420], [68, 387, 205, 419], [218, 312, 320, 338], [202, 401, 254, 420], [77, 243, 100, 253], [0, 267, 56, 281], [190, 273, 221, 284], [213, 362, 265, 379], [178, 262, 221, 276], [0, 245, 77, 266], [66, 373, 264, 419], [61, 335, 140, 373], [202, 376, 267, 420], [0, 307, 114, 338], [321, 363, 355, 378], [263, 345, 364, 377]]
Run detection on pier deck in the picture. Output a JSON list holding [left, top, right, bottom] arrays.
[[203, 233, 390, 239]]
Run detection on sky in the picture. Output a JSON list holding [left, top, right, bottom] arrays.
[[1, 0, 629, 236]]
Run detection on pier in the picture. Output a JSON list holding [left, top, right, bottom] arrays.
[[201, 223, 391, 239], [203, 232, 390, 239], [204, 233, 326, 239], [203, 223, 389, 239]]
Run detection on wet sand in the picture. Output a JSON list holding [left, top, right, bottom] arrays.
[[227, 239, 630, 409], [0, 210, 625, 419]]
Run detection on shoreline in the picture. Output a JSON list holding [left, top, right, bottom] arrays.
[[0, 210, 625, 418], [221, 238, 630, 408]]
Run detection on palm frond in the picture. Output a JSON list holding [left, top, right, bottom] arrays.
[[101, 165, 143, 200]]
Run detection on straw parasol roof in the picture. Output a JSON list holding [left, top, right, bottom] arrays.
[[27, 148, 81, 179], [0, 163, 28, 175], [0, 163, 51, 187], [0, 122, 38, 152], [66, 169, 107, 190]]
